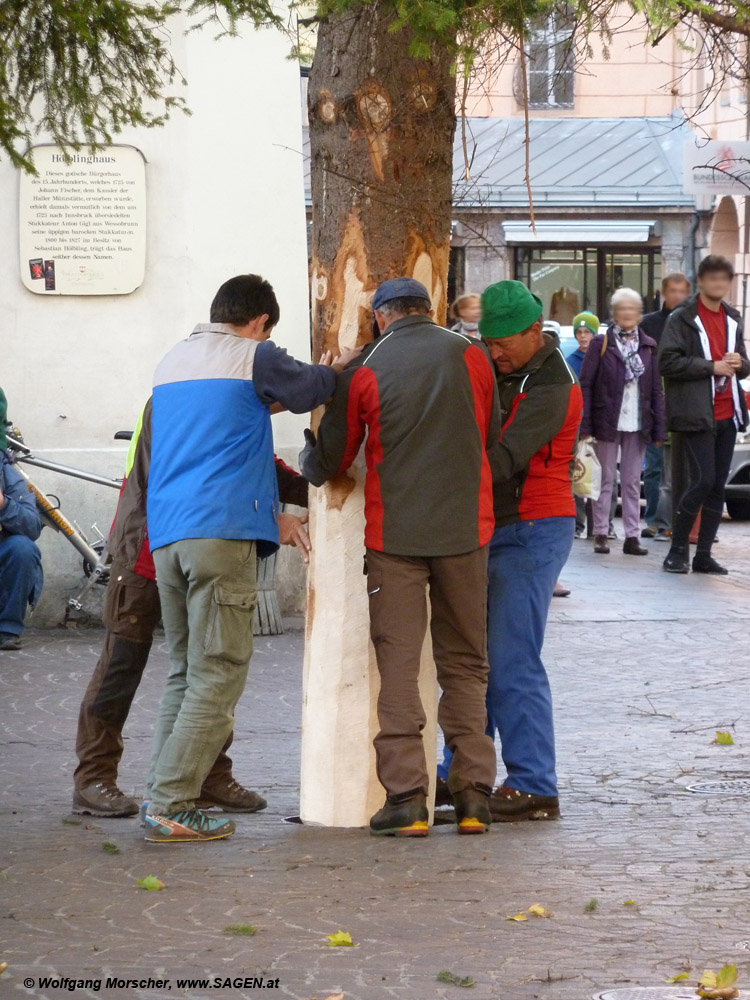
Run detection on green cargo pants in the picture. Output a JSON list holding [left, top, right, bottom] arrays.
[[147, 538, 257, 816]]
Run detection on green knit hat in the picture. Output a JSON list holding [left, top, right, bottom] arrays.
[[572, 311, 600, 336], [0, 388, 7, 453], [479, 281, 543, 339]]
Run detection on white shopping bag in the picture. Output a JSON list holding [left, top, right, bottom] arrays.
[[571, 438, 602, 502]]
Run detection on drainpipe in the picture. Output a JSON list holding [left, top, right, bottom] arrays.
[[686, 210, 701, 289]]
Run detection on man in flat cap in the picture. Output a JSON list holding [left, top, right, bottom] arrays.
[[300, 277, 501, 837]]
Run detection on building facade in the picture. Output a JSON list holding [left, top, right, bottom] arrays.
[[449, 6, 714, 321], [1, 17, 312, 625]]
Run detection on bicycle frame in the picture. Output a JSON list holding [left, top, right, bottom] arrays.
[[6, 434, 123, 614]]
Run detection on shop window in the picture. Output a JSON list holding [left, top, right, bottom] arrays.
[[514, 246, 661, 324]]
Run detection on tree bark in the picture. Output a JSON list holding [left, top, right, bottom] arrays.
[[300, 5, 457, 827]]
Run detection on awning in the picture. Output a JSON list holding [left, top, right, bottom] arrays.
[[503, 220, 657, 243]]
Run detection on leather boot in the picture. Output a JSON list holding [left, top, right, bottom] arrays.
[[623, 536, 648, 555], [593, 534, 610, 554]]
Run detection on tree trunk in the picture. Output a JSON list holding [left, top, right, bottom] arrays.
[[300, 5, 456, 827]]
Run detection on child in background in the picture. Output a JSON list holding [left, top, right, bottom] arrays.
[[450, 293, 481, 339]]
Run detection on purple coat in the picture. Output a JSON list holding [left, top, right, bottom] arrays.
[[579, 325, 666, 443]]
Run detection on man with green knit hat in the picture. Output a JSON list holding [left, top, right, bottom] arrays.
[[439, 280, 583, 822], [0, 388, 44, 650]]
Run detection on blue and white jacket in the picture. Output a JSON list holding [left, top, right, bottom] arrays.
[[148, 323, 336, 554]]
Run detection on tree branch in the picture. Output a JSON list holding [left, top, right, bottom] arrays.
[[681, 2, 750, 38]]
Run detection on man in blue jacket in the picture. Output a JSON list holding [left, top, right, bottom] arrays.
[[0, 389, 44, 650], [143, 274, 356, 844]]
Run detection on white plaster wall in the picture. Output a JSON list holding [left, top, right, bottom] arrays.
[[0, 16, 311, 626]]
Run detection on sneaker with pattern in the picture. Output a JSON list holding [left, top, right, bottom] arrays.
[[144, 807, 235, 843]]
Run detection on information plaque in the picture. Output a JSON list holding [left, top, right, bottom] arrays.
[[19, 144, 146, 295]]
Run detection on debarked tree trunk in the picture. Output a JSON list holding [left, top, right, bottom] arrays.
[[300, 6, 456, 827]]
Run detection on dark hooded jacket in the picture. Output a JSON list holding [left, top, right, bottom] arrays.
[[658, 295, 750, 433]]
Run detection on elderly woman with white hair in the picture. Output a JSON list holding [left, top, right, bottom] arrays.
[[579, 287, 666, 556]]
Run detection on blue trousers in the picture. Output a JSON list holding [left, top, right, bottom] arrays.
[[643, 443, 663, 527], [438, 517, 574, 797], [0, 534, 43, 635]]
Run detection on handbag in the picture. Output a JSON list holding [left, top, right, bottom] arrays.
[[572, 438, 602, 501]]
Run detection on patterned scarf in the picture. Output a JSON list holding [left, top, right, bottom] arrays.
[[614, 326, 645, 383]]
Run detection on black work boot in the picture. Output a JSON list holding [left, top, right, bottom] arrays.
[[370, 790, 429, 837], [663, 545, 690, 574], [490, 785, 560, 823], [692, 554, 729, 575], [453, 785, 492, 835]]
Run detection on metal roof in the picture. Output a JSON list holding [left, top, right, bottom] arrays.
[[454, 112, 695, 208], [302, 111, 695, 210]]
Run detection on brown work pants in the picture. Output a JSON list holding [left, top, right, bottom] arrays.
[[73, 561, 234, 791], [365, 546, 496, 798]]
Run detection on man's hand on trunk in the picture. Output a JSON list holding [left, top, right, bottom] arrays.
[[278, 512, 311, 563]]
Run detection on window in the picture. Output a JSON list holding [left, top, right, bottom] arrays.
[[514, 246, 661, 321], [516, 7, 575, 110]]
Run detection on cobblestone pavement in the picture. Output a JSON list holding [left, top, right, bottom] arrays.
[[3, 518, 750, 1000]]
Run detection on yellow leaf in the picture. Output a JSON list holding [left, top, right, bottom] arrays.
[[527, 904, 548, 918], [137, 876, 166, 891], [623, 900, 637, 906], [506, 913, 528, 922], [326, 930, 354, 947], [699, 970, 718, 990], [716, 964, 738, 988], [714, 732, 734, 745], [665, 972, 690, 983]]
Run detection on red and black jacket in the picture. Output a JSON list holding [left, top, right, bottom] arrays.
[[300, 315, 502, 556], [490, 336, 583, 527]]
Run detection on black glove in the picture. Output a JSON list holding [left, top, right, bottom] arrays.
[[303, 428, 316, 448]]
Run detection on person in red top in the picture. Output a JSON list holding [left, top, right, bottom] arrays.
[[697, 296, 736, 421], [659, 255, 750, 574]]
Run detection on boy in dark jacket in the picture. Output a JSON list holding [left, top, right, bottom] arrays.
[[658, 255, 750, 574]]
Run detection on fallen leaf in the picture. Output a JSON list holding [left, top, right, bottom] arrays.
[[0, 962, 7, 976], [665, 972, 690, 983], [527, 904, 549, 918], [436, 970, 475, 987], [326, 930, 354, 947], [505, 913, 528, 922], [137, 876, 166, 891], [697, 964, 740, 999], [584, 898, 598, 912], [623, 900, 637, 906], [102, 841, 120, 855], [713, 732, 734, 746], [223, 924, 257, 936], [716, 965, 739, 989]]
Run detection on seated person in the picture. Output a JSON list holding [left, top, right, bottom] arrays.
[[0, 390, 43, 650]]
